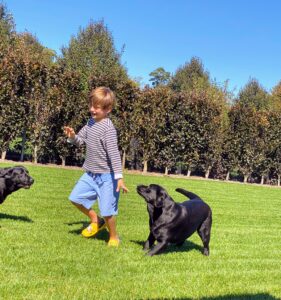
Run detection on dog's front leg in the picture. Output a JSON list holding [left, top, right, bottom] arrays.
[[143, 232, 156, 251], [147, 241, 167, 256]]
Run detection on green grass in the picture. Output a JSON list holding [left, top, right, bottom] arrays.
[[1, 162, 281, 300]]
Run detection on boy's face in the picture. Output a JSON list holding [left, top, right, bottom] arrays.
[[89, 104, 112, 122]]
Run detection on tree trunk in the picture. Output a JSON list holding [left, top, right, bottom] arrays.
[[143, 160, 148, 173], [164, 167, 168, 176], [187, 169, 191, 177], [61, 156, 66, 167], [33, 145, 38, 164], [122, 151, 126, 170], [205, 166, 211, 179], [1, 150, 7, 160], [260, 175, 264, 185], [176, 164, 182, 175], [20, 129, 26, 162], [278, 174, 280, 186], [243, 174, 249, 183], [225, 171, 230, 181]]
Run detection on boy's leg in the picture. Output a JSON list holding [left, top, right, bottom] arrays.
[[71, 202, 98, 223], [71, 202, 106, 237], [69, 173, 106, 237], [104, 215, 118, 240], [105, 215, 120, 246], [98, 174, 120, 246]]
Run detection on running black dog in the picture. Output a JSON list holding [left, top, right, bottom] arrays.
[[137, 184, 212, 256], [0, 166, 34, 204]]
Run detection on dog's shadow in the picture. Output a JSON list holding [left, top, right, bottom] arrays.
[[66, 221, 109, 241], [131, 239, 203, 255], [0, 213, 33, 223], [141, 293, 277, 300]]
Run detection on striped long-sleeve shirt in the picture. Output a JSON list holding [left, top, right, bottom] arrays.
[[68, 118, 123, 179]]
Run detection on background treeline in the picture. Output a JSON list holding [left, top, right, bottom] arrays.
[[1, 3, 281, 185]]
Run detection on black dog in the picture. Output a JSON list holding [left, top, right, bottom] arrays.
[[137, 184, 212, 256], [0, 166, 34, 204]]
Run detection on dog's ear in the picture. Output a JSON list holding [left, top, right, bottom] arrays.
[[4, 176, 13, 186], [155, 190, 166, 207]]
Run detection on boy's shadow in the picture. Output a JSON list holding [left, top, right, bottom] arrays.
[[0, 213, 33, 223], [130, 239, 203, 255], [66, 221, 109, 241]]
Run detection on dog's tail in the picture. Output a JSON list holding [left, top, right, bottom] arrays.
[[175, 188, 201, 200]]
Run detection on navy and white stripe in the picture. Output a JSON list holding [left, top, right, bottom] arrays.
[[69, 118, 123, 179]]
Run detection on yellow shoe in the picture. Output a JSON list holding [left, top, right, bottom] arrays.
[[81, 220, 106, 238], [108, 238, 120, 247]]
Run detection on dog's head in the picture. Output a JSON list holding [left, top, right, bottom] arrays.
[[1, 166, 34, 190], [137, 184, 172, 208]]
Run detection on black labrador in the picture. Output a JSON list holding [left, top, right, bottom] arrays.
[[137, 184, 212, 256], [0, 166, 34, 204]]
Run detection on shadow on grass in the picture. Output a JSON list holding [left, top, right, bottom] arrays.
[[0, 213, 33, 223], [66, 221, 109, 241], [130, 239, 203, 255], [143, 293, 277, 299]]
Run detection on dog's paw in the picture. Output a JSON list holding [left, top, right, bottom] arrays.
[[203, 248, 210, 256], [143, 241, 151, 251]]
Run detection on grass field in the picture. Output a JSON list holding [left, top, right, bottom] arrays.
[[0, 162, 281, 300]]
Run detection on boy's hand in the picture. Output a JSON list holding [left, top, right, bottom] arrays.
[[64, 126, 75, 139], [116, 179, 129, 193]]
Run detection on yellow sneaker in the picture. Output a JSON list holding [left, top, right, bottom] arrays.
[[81, 220, 106, 238], [108, 238, 120, 247]]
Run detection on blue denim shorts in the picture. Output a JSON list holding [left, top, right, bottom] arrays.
[[69, 172, 119, 217]]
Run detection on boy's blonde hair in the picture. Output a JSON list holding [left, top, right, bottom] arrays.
[[89, 87, 115, 110]]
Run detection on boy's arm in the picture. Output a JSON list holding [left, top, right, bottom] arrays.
[[105, 128, 123, 176], [117, 178, 129, 193], [64, 125, 87, 147], [105, 128, 128, 193]]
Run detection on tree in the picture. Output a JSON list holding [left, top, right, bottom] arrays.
[[197, 86, 229, 178], [133, 86, 173, 173], [112, 79, 141, 169], [266, 111, 281, 185], [229, 80, 270, 183], [0, 3, 15, 51], [0, 37, 30, 159], [149, 67, 171, 87], [60, 20, 128, 91], [270, 81, 281, 111], [45, 66, 86, 166], [0, 30, 59, 162], [19, 32, 56, 66], [152, 88, 178, 175], [228, 104, 268, 183], [170, 57, 210, 92], [178, 87, 228, 178], [0, 4, 17, 159], [238, 78, 269, 110]]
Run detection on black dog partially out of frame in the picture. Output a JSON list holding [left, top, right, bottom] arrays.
[[0, 166, 34, 204], [137, 184, 212, 256]]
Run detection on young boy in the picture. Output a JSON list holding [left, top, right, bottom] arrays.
[[64, 87, 128, 247]]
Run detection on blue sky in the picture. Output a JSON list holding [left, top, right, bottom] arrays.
[[4, 0, 281, 94]]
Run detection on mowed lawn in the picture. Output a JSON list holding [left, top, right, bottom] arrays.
[[0, 162, 281, 300]]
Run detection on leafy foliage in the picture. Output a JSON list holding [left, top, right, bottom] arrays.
[[149, 67, 171, 87], [237, 78, 269, 110], [60, 20, 127, 91], [170, 57, 210, 92], [132, 86, 173, 172]]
